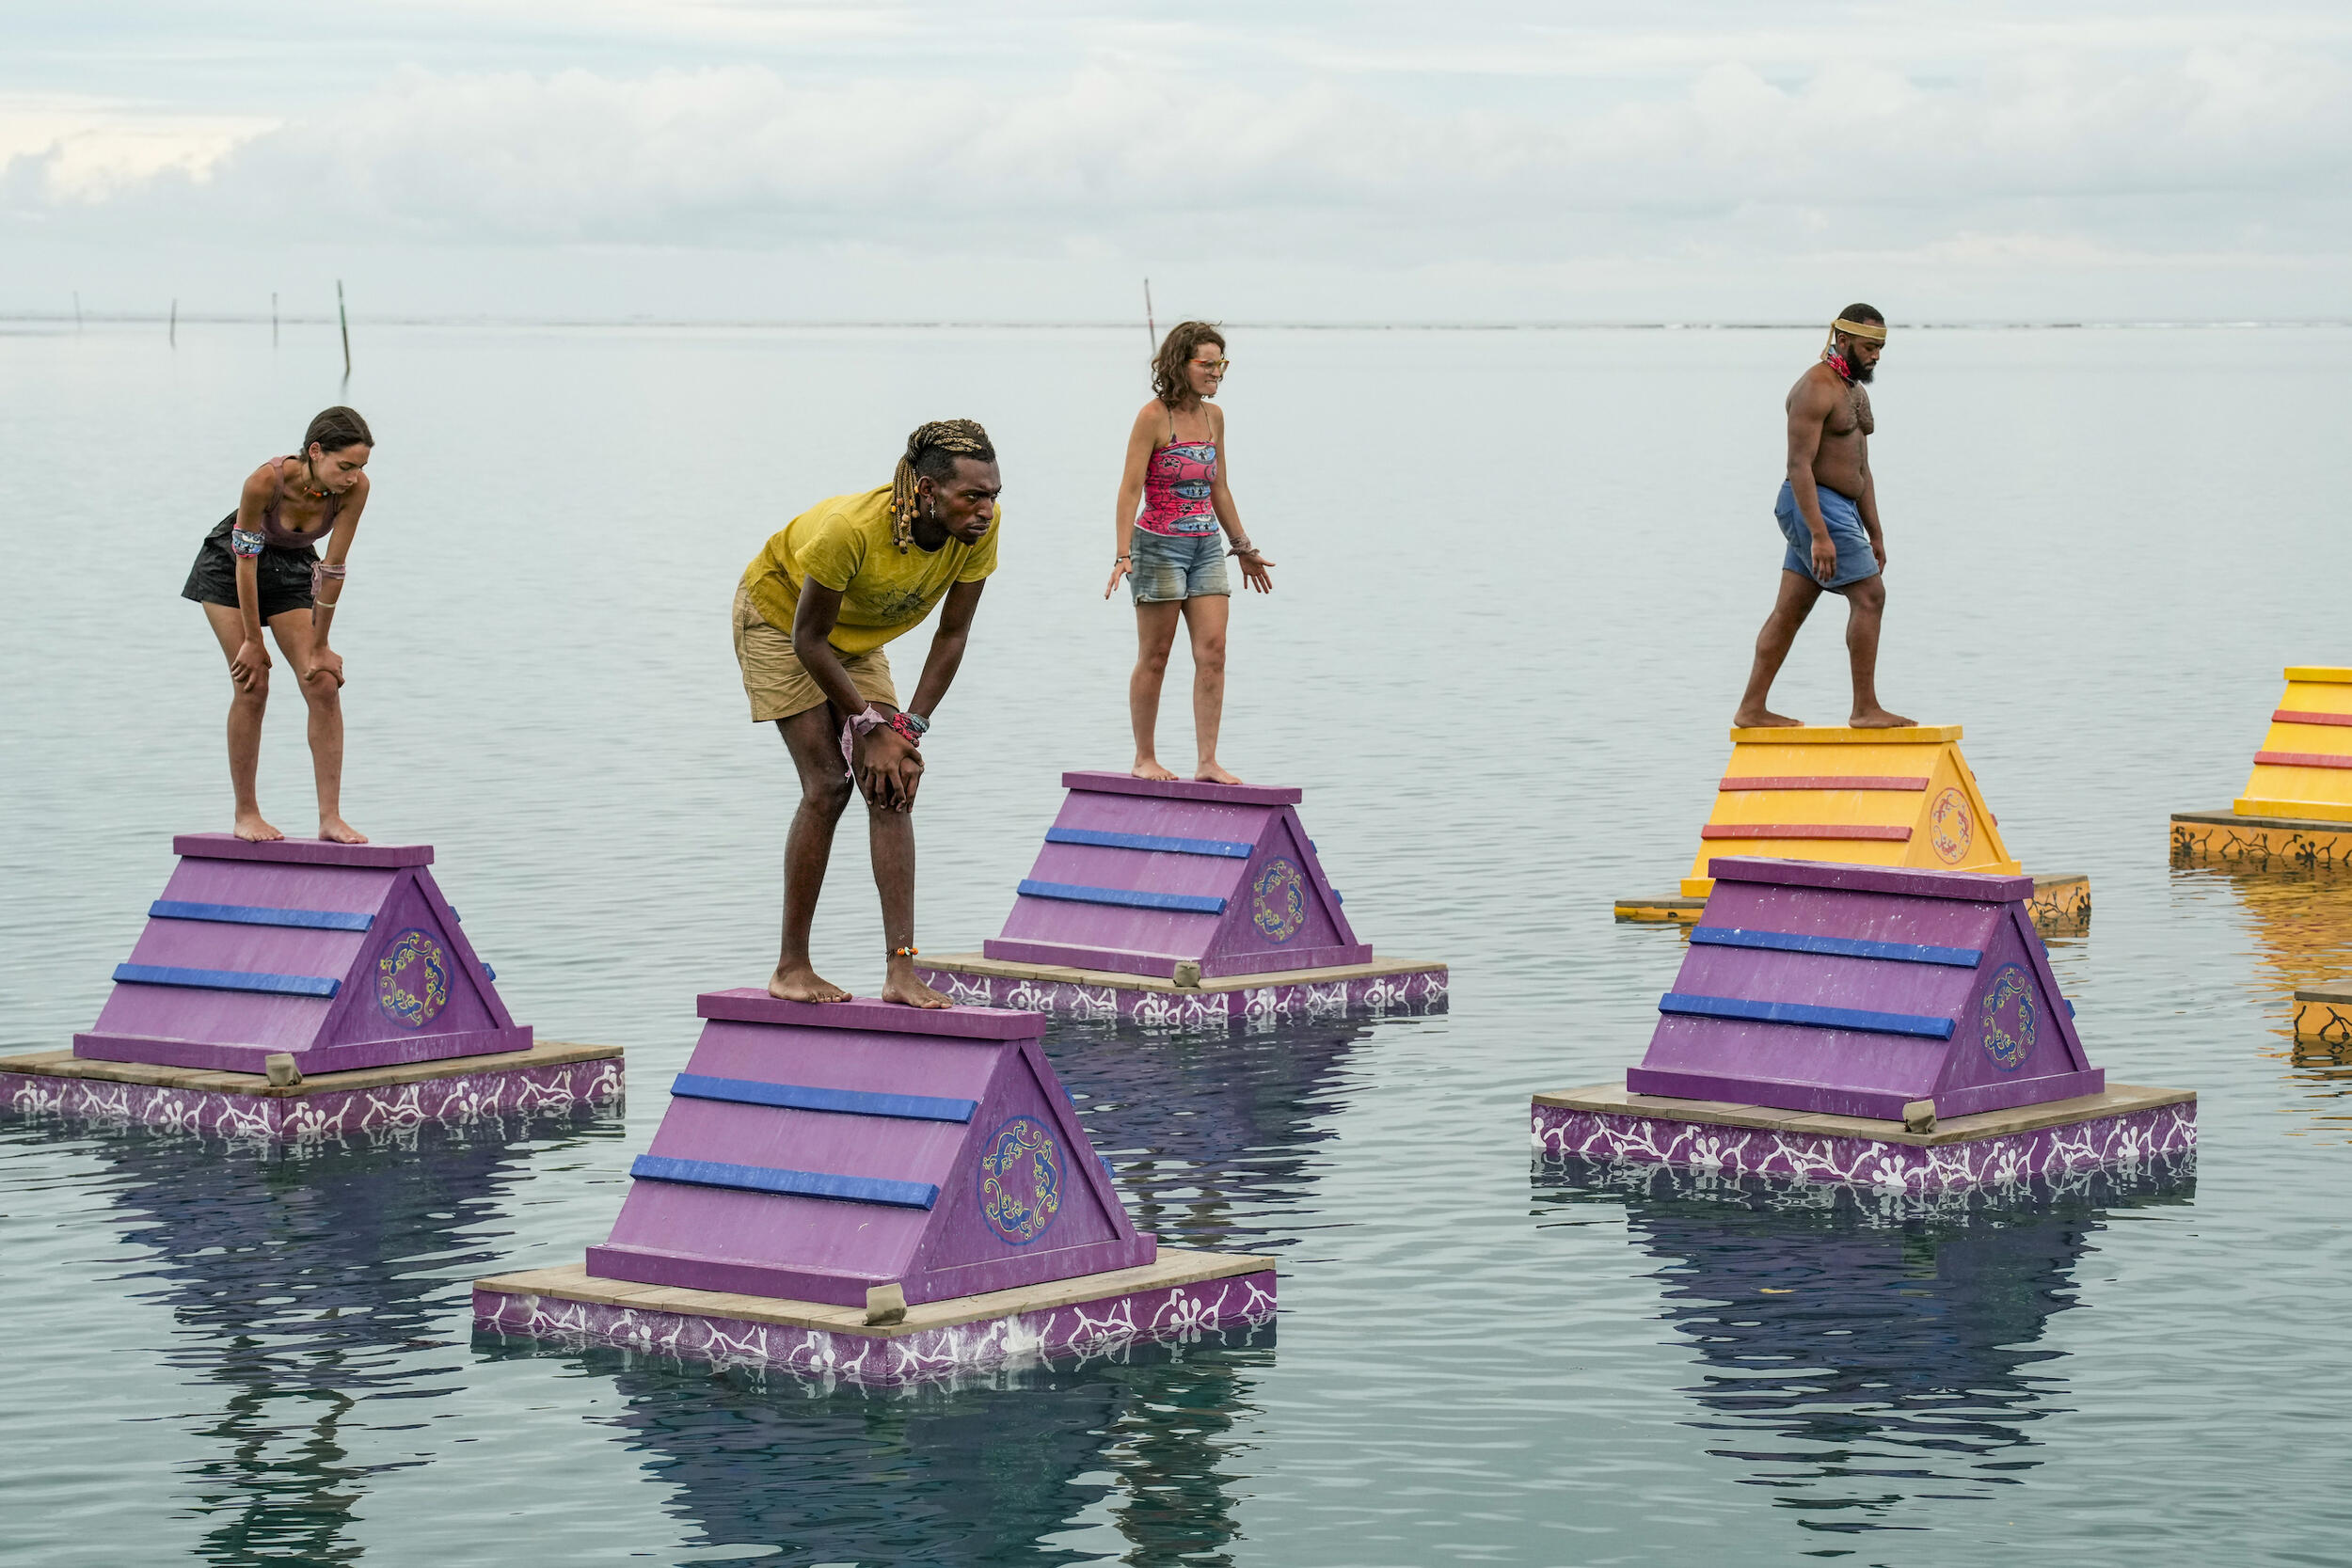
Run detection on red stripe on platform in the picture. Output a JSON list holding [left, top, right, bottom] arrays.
[[1699, 824, 1914, 841], [2274, 710, 2352, 729], [2253, 751, 2352, 770], [1717, 776, 1930, 792]]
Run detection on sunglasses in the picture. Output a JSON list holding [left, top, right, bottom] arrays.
[[1191, 357, 1230, 373]]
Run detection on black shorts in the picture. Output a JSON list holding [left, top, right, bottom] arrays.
[[182, 514, 317, 621]]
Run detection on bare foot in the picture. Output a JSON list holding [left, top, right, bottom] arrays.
[[1131, 759, 1179, 782], [882, 958, 954, 1009], [769, 963, 852, 1004], [1195, 762, 1243, 784], [234, 812, 285, 843], [319, 816, 370, 845], [1850, 708, 1917, 729], [1732, 708, 1805, 728]]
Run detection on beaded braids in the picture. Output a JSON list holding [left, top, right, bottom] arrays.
[[887, 419, 996, 552]]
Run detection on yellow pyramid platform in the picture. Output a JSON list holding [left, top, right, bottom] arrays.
[[2172, 667, 2352, 869], [1615, 724, 2090, 930]]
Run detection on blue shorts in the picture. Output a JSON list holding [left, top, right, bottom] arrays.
[[1129, 529, 1231, 604], [1775, 481, 1879, 588]]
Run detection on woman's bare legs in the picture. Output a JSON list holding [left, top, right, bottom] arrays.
[[262, 608, 366, 842], [1182, 594, 1237, 784], [1129, 599, 1184, 781], [201, 602, 280, 841]]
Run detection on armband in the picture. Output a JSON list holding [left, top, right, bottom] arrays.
[[230, 527, 267, 558], [311, 561, 347, 597], [893, 710, 929, 740]]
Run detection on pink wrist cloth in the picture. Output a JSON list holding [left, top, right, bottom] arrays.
[[839, 705, 888, 776]]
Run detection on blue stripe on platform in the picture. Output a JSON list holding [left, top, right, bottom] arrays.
[[1044, 827, 1255, 858], [149, 900, 374, 932], [1691, 927, 1982, 968], [670, 1073, 976, 1123], [629, 1153, 938, 1209], [1658, 990, 1954, 1040], [113, 963, 341, 999], [1016, 879, 1228, 914]]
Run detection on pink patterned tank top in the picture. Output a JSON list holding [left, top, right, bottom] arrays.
[[1135, 427, 1220, 537]]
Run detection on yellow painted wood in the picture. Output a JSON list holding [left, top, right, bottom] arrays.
[[1680, 724, 2021, 895], [2233, 670, 2352, 818], [1725, 724, 1963, 744]]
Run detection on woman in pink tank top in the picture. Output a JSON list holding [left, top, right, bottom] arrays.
[[1105, 322, 1275, 784]]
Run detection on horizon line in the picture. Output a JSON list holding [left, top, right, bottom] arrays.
[[4, 312, 2346, 332]]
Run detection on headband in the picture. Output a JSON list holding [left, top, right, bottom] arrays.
[[1830, 317, 1888, 343]]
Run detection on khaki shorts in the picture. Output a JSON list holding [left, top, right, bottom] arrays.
[[732, 586, 898, 723]]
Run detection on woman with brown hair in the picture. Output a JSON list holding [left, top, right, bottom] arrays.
[[1104, 321, 1274, 784], [180, 405, 374, 843]]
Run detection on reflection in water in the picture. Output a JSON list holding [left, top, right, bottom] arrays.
[[37, 1110, 623, 1565], [1041, 1015, 1382, 1254], [2175, 867, 2352, 1135], [1536, 1160, 2193, 1535], [480, 1020, 1391, 1565], [546, 1345, 1264, 1568]]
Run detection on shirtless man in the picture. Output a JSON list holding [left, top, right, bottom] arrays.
[[1732, 305, 1915, 729], [733, 420, 1001, 1008]]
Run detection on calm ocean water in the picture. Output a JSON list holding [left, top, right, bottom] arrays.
[[3, 320, 2349, 1566]]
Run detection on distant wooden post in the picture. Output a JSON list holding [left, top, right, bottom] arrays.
[[1143, 277, 1156, 348], [272, 292, 278, 348], [337, 280, 351, 377], [168, 298, 177, 348]]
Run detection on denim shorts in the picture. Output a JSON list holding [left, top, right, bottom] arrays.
[[1129, 529, 1230, 604]]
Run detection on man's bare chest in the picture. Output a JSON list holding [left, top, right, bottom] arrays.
[[1826, 383, 1874, 438]]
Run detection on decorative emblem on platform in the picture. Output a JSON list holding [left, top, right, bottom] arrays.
[[979, 1115, 1064, 1245], [1928, 786, 1974, 863], [1250, 857, 1308, 943], [375, 928, 452, 1029], [1978, 963, 2036, 1072]]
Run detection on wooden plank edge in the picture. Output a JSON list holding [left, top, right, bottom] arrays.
[[1532, 1081, 2195, 1147], [0, 1039, 623, 1099], [924, 953, 1445, 994], [475, 1245, 1278, 1340]]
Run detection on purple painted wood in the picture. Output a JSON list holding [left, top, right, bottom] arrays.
[[72, 837, 527, 1075], [173, 832, 434, 867], [590, 992, 1154, 1307], [1706, 854, 2036, 903], [1625, 860, 2099, 1120], [984, 774, 1370, 979], [696, 990, 1044, 1039], [1060, 770, 1300, 805]]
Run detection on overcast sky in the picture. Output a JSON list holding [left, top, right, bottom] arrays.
[[4, 0, 2347, 322]]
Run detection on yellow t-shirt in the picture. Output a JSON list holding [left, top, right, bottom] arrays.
[[739, 486, 1000, 655]]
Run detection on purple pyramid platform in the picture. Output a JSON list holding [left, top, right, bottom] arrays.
[[1627, 857, 2101, 1121], [586, 991, 1158, 1308], [72, 834, 529, 1076], [981, 772, 1369, 979]]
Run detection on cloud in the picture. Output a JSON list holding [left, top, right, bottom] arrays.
[[4, 39, 2348, 267]]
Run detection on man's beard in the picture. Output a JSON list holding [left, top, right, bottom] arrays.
[[1850, 360, 1876, 384]]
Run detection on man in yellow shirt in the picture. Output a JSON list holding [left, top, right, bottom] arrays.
[[733, 420, 1001, 1007]]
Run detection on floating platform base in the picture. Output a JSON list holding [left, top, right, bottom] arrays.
[[2296, 986, 2352, 1047], [1531, 1082, 2194, 1193], [2170, 810, 2352, 871], [1613, 871, 2092, 934], [920, 953, 1447, 1024], [0, 1038, 622, 1141], [473, 1246, 1276, 1386]]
